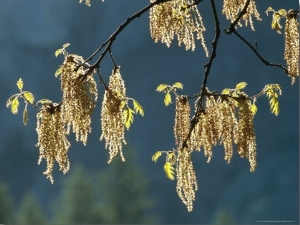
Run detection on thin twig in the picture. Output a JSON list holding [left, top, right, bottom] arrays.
[[222, 0, 289, 74], [108, 49, 118, 69], [96, 68, 109, 91], [84, 0, 173, 68], [231, 29, 289, 74]]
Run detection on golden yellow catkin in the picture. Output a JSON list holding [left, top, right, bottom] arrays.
[[174, 95, 191, 147], [176, 148, 198, 212], [149, 0, 208, 55], [222, 0, 261, 30], [60, 54, 98, 146], [235, 99, 257, 172], [36, 106, 70, 184], [100, 68, 127, 163], [284, 10, 299, 84]]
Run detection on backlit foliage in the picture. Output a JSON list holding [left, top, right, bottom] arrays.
[[6, 47, 143, 182], [266, 8, 299, 84], [156, 82, 184, 106], [57, 49, 98, 146], [6, 78, 34, 125], [262, 84, 282, 116], [153, 81, 282, 210], [36, 104, 70, 184], [149, 0, 208, 54], [222, 0, 261, 30], [5, 0, 297, 213]]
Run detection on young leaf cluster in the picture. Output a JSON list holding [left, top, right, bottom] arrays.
[[152, 150, 176, 180], [156, 82, 183, 106], [122, 98, 144, 130], [262, 84, 282, 116], [266, 7, 287, 34], [6, 78, 34, 125]]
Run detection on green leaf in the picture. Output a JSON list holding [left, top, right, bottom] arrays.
[[55, 43, 70, 57], [133, 99, 144, 116], [163, 161, 175, 180], [269, 97, 280, 116], [22, 91, 34, 104], [55, 67, 63, 77], [250, 104, 258, 115], [151, 151, 162, 163], [55, 48, 63, 57], [36, 99, 53, 107], [16, 78, 23, 91], [164, 92, 172, 106], [123, 107, 135, 130], [172, 82, 183, 90], [277, 9, 287, 17], [63, 43, 70, 48], [265, 7, 274, 16], [156, 84, 169, 92], [6, 94, 18, 108], [235, 82, 247, 91], [221, 88, 230, 95], [272, 13, 283, 34], [266, 7, 286, 34], [11, 97, 19, 114], [264, 84, 282, 116], [23, 107, 28, 126]]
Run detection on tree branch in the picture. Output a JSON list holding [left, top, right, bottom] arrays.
[[180, 0, 221, 149], [231, 29, 289, 74], [222, 0, 289, 74], [85, 0, 173, 68], [86, 0, 204, 72], [225, 0, 251, 33], [197, 0, 221, 111]]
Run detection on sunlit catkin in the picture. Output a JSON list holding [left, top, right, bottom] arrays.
[[284, 10, 299, 84], [174, 95, 191, 147], [36, 105, 70, 184], [60, 54, 98, 145], [235, 99, 257, 172], [176, 148, 198, 212], [222, 0, 261, 30], [191, 97, 218, 162], [217, 98, 238, 163], [149, 0, 208, 55], [100, 68, 126, 163]]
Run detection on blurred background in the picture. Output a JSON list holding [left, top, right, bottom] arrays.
[[0, 0, 298, 224]]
